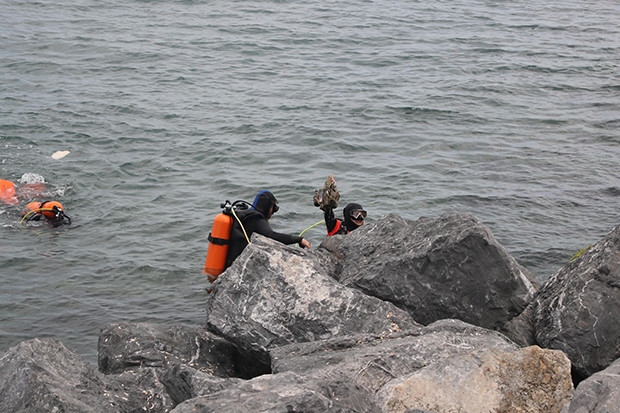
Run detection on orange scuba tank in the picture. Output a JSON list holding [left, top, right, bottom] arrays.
[[204, 202, 234, 282], [21, 200, 71, 226], [21, 201, 45, 220], [41, 201, 64, 220], [22, 201, 63, 220]]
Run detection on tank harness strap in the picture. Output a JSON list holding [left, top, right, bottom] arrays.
[[208, 233, 230, 246], [327, 219, 342, 236]]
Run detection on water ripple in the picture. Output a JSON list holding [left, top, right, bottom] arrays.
[[1, 0, 619, 364]]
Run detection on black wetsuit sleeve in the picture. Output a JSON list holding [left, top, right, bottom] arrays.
[[252, 216, 303, 245], [324, 207, 341, 235]]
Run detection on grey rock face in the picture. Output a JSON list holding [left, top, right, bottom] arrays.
[[159, 364, 243, 406], [98, 322, 240, 376], [378, 344, 573, 413], [271, 319, 519, 394], [533, 224, 620, 380], [170, 370, 380, 413], [270, 319, 573, 413], [206, 234, 422, 368], [0, 337, 173, 413], [332, 213, 538, 329], [561, 357, 620, 413]]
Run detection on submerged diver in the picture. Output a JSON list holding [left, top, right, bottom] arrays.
[[21, 200, 72, 227], [313, 175, 367, 235], [1, 177, 71, 227]]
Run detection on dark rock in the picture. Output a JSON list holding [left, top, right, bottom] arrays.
[[159, 363, 243, 406], [330, 213, 539, 330], [169, 370, 380, 413], [206, 234, 422, 370], [0, 337, 173, 413], [98, 322, 244, 377], [500, 301, 537, 347], [533, 224, 620, 380], [561, 357, 620, 413]]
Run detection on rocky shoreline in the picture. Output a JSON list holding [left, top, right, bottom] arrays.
[[1, 213, 618, 412]]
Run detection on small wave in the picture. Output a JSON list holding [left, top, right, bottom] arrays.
[[386, 106, 457, 116], [18, 173, 45, 185]]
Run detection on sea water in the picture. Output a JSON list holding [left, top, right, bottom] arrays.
[[1, 0, 618, 365]]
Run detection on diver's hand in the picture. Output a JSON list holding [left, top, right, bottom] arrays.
[[300, 238, 311, 249]]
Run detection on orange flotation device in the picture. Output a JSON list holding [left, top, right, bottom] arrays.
[[0, 179, 18, 205], [204, 209, 234, 282]]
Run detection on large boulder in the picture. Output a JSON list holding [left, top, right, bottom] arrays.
[[170, 370, 379, 413], [158, 364, 243, 406], [533, 224, 620, 380], [499, 300, 537, 347], [270, 320, 518, 393], [98, 322, 247, 377], [329, 213, 539, 329], [0, 337, 173, 413], [378, 345, 572, 413], [206, 234, 422, 369], [561, 357, 620, 413], [270, 319, 573, 413]]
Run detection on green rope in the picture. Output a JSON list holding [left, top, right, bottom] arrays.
[[299, 220, 325, 237]]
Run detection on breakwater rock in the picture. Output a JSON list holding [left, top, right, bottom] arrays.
[[1, 213, 619, 412], [504, 223, 620, 383]]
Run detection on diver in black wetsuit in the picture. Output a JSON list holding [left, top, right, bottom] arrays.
[[323, 202, 367, 236], [225, 190, 311, 268], [313, 175, 367, 236]]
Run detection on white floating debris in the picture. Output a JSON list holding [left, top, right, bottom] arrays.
[[52, 150, 70, 160]]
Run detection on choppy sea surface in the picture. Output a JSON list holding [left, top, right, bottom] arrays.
[[1, 0, 618, 365]]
